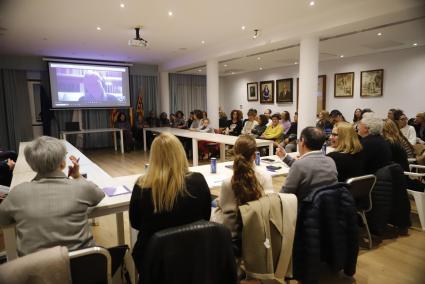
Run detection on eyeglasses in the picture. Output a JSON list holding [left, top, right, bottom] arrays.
[[330, 133, 338, 137]]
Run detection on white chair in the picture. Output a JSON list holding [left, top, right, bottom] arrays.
[[346, 175, 377, 249], [404, 164, 425, 231], [69, 246, 112, 284]]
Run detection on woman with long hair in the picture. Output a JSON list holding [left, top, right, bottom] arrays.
[[130, 132, 211, 274], [352, 108, 362, 130], [280, 111, 292, 135], [316, 110, 333, 131], [219, 135, 273, 251], [225, 109, 243, 136], [327, 122, 364, 181], [382, 119, 414, 170]]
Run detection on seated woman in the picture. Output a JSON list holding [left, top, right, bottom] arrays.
[[316, 110, 333, 134], [159, 112, 170, 127], [197, 118, 218, 159], [172, 110, 186, 128], [260, 113, 284, 143], [352, 108, 363, 130], [241, 109, 259, 135], [115, 112, 135, 151], [0, 136, 105, 256], [219, 135, 273, 254], [130, 132, 211, 275], [251, 115, 268, 138], [224, 110, 243, 136], [327, 122, 365, 182], [280, 111, 291, 135]]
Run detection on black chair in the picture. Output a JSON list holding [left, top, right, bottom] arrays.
[[346, 174, 376, 249], [69, 246, 112, 284], [141, 220, 237, 284]]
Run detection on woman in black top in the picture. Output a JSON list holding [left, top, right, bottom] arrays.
[[327, 122, 364, 182], [225, 110, 243, 136], [129, 132, 211, 276]]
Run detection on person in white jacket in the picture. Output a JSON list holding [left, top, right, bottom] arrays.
[[394, 110, 417, 145]]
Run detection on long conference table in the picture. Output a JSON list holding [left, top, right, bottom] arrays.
[[3, 140, 289, 264], [61, 128, 125, 154], [143, 127, 275, 166]]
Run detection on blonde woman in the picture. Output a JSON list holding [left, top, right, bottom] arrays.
[[327, 122, 365, 181], [129, 132, 211, 274]]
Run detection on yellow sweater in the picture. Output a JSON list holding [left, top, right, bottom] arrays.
[[263, 124, 284, 142]]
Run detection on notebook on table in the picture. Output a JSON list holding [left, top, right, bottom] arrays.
[[102, 185, 132, 197]]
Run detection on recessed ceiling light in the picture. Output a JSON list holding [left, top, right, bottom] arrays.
[[231, 72, 235, 75], [259, 67, 263, 70], [377, 32, 382, 36], [198, 69, 202, 72], [201, 40, 205, 44], [120, 3, 125, 8], [309, 1, 315, 6], [413, 43, 418, 46], [96, 27, 101, 31], [224, 64, 228, 67], [294, 61, 298, 65], [241, 26, 246, 30], [168, 11, 173, 16], [340, 55, 344, 58], [257, 57, 261, 60]]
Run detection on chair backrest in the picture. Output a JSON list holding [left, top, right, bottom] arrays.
[[346, 174, 376, 211], [69, 246, 112, 284], [142, 220, 237, 284]]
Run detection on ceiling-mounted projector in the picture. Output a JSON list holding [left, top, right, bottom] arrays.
[[128, 27, 148, 47]]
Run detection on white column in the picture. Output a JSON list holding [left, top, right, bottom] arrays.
[[298, 36, 319, 138], [207, 59, 219, 129], [160, 72, 170, 115]]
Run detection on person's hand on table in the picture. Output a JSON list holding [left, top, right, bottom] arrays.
[[68, 155, 81, 179]]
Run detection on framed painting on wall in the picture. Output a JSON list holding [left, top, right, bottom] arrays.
[[259, 80, 274, 104], [334, 72, 354, 97], [361, 69, 383, 97], [247, 82, 258, 101], [276, 78, 293, 103], [296, 75, 327, 113]]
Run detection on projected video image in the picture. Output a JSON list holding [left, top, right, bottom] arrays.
[[49, 63, 130, 108]]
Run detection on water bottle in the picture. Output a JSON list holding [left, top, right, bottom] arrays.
[[211, 158, 217, 173], [255, 151, 260, 166]]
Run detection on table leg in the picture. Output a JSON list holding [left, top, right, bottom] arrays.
[[3, 227, 18, 261], [129, 225, 138, 284], [116, 212, 125, 245], [113, 131, 117, 151], [192, 138, 198, 166], [220, 144, 226, 162], [143, 129, 147, 152], [120, 130, 124, 154], [63, 133, 67, 141], [269, 143, 274, 155]]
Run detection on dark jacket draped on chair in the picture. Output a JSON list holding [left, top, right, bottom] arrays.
[[293, 183, 359, 284]]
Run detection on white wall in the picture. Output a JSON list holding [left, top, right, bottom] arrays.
[[220, 46, 425, 120]]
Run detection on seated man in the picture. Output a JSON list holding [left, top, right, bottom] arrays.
[[0, 136, 105, 256], [277, 127, 338, 201]]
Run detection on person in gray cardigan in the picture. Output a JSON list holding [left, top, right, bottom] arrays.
[[0, 136, 105, 256], [277, 127, 338, 201]]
